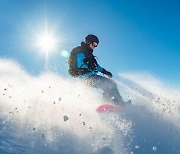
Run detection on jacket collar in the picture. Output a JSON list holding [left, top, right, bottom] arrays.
[[81, 42, 93, 53]]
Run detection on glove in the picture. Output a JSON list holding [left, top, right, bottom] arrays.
[[102, 69, 113, 78], [106, 71, 113, 78]]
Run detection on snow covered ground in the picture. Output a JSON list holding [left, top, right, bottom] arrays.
[[0, 59, 180, 154]]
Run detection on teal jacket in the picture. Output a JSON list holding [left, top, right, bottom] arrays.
[[68, 42, 104, 78], [76, 52, 104, 78]]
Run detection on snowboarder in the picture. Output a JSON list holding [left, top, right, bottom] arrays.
[[68, 34, 126, 105]]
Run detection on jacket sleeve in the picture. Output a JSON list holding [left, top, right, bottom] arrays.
[[76, 53, 88, 69], [77, 52, 104, 72], [97, 64, 104, 73]]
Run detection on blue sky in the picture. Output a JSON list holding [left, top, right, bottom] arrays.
[[0, 0, 180, 84]]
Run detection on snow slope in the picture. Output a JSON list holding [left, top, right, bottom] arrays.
[[0, 59, 180, 154]]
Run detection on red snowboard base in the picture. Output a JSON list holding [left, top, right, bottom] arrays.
[[96, 104, 121, 113]]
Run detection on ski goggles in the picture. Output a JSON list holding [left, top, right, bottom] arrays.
[[92, 42, 98, 47]]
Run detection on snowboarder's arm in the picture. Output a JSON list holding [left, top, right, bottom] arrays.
[[76, 53, 88, 69], [96, 64, 103, 72], [76, 53, 112, 77], [97, 64, 112, 78]]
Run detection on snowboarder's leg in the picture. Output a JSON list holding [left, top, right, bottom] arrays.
[[83, 75, 125, 105]]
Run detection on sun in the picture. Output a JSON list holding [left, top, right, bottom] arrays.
[[25, 18, 70, 69], [37, 33, 57, 52], [36, 30, 58, 56]]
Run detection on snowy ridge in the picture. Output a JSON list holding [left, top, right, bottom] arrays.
[[118, 72, 180, 130], [0, 59, 180, 154], [117, 72, 180, 153], [0, 59, 132, 154]]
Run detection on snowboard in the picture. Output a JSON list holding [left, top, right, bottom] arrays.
[[96, 104, 121, 113], [96, 100, 131, 113]]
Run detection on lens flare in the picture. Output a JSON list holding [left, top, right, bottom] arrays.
[[61, 50, 70, 58]]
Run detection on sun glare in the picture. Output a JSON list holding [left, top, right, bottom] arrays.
[[36, 31, 58, 54], [27, 19, 69, 68]]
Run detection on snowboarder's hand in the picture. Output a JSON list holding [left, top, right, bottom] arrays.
[[106, 71, 113, 78], [102, 69, 113, 78]]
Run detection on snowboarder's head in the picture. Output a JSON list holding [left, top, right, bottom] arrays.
[[85, 34, 99, 49]]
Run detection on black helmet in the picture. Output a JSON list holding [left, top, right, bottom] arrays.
[[85, 34, 99, 44]]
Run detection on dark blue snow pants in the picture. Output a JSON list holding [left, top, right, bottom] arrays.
[[82, 75, 124, 105]]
